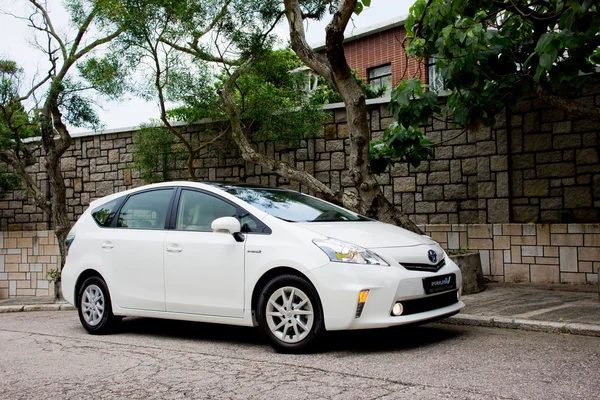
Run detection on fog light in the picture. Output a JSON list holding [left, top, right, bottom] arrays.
[[355, 290, 370, 318], [392, 302, 403, 316]]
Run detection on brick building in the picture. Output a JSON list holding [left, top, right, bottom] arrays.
[[312, 16, 430, 91]]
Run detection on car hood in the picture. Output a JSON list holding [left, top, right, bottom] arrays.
[[295, 221, 436, 248]]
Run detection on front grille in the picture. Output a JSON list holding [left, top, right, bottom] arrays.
[[392, 290, 458, 316], [400, 259, 446, 272]]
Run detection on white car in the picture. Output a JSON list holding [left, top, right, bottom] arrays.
[[62, 181, 464, 352]]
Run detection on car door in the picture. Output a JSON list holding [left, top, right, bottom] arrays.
[[100, 188, 174, 311], [164, 189, 246, 318]]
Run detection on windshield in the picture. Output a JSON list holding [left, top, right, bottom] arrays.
[[225, 188, 364, 223]]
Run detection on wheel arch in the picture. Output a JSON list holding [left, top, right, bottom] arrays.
[[74, 269, 106, 308], [251, 266, 321, 316]]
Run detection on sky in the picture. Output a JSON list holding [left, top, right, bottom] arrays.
[[0, 0, 415, 133]]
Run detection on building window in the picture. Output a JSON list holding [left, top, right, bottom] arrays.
[[428, 58, 445, 92], [289, 66, 319, 94], [368, 64, 392, 91]]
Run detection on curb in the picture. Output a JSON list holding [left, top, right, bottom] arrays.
[[444, 314, 600, 338], [0, 304, 76, 313]]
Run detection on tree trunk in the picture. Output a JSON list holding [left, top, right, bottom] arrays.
[[283, 0, 422, 234]]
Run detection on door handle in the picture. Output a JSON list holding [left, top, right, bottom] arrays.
[[166, 245, 182, 253], [101, 241, 114, 249]]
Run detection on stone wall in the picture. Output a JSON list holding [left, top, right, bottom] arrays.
[[2, 91, 598, 230], [0, 231, 59, 298], [2, 223, 598, 298], [421, 223, 600, 285]]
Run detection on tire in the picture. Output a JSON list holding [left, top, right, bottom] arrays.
[[257, 274, 324, 353], [77, 276, 119, 335]]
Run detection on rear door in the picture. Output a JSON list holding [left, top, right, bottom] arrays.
[[100, 188, 174, 311]]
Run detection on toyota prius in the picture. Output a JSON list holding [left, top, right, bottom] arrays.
[[62, 181, 464, 352]]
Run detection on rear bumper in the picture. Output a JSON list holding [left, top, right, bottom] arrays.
[[307, 256, 464, 330]]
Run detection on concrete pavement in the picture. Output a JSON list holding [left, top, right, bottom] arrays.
[[1, 283, 599, 337]]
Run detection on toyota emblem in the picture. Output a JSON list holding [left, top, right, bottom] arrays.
[[428, 250, 438, 263]]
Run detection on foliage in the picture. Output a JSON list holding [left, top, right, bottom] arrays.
[[237, 50, 327, 144], [165, 49, 328, 145], [370, 79, 436, 172], [403, 0, 600, 128], [132, 124, 181, 183], [311, 70, 386, 105], [47, 268, 61, 283], [0, 164, 19, 198]]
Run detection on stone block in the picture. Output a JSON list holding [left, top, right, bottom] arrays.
[[578, 247, 600, 262], [512, 206, 539, 223], [453, 144, 477, 158], [330, 152, 345, 170], [523, 180, 549, 197], [477, 182, 495, 198], [524, 134, 552, 152], [505, 264, 530, 283], [493, 235, 510, 250], [522, 246, 543, 257], [393, 177, 416, 193], [468, 224, 492, 238], [476, 141, 496, 155], [428, 172, 449, 184], [415, 202, 436, 214], [487, 199, 510, 223], [468, 238, 493, 250], [554, 134, 581, 149], [444, 184, 467, 200], [560, 272, 586, 284], [575, 148, 598, 165], [531, 265, 559, 283], [423, 186, 443, 201], [551, 234, 583, 247], [564, 187, 592, 208], [537, 163, 575, 178], [490, 250, 504, 276], [437, 201, 458, 213]]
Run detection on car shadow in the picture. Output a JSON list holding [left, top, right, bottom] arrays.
[[116, 317, 466, 354]]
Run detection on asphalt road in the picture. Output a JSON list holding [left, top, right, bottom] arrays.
[[0, 311, 598, 400]]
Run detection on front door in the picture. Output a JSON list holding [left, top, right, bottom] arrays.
[[164, 189, 245, 317]]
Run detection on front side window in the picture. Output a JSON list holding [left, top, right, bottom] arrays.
[[368, 64, 392, 91], [117, 189, 173, 229], [226, 188, 364, 223], [92, 199, 119, 227], [176, 190, 237, 231]]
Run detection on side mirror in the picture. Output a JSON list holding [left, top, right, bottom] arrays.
[[211, 217, 241, 234]]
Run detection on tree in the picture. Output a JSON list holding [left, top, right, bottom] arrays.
[[402, 0, 600, 129], [273, 0, 422, 232], [0, 1, 124, 290]]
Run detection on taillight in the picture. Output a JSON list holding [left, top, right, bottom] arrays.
[[66, 228, 76, 253]]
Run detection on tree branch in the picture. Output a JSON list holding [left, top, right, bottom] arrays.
[[535, 84, 600, 123]]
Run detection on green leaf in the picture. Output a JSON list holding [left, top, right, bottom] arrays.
[[354, 2, 364, 15], [362, 0, 371, 7]]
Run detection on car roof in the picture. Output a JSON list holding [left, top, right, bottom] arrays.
[[202, 181, 293, 191]]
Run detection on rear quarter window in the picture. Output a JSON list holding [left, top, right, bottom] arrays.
[[91, 199, 119, 227]]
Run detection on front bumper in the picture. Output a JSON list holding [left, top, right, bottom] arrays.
[[307, 256, 464, 330]]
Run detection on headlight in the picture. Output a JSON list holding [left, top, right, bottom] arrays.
[[313, 238, 389, 266]]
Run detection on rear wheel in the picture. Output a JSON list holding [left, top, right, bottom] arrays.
[[257, 274, 324, 353], [77, 276, 119, 334]]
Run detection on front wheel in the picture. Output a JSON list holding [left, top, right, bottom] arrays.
[[257, 274, 324, 353], [77, 276, 119, 334]]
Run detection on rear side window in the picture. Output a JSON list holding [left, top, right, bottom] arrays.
[[92, 199, 119, 227], [117, 189, 173, 229]]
